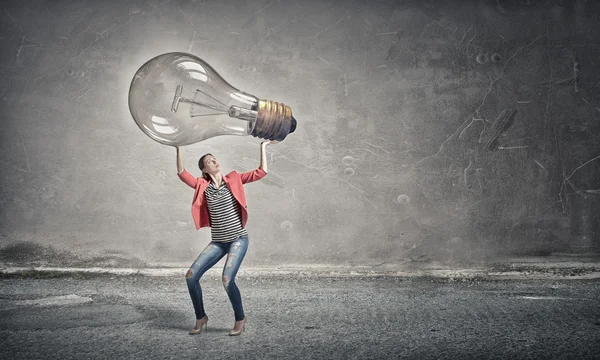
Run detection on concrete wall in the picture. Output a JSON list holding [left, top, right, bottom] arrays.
[[1, 0, 599, 267]]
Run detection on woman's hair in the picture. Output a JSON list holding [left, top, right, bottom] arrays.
[[198, 153, 213, 181]]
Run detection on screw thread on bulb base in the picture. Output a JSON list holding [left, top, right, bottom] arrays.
[[251, 99, 294, 141]]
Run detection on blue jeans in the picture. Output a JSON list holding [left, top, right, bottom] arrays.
[[186, 235, 249, 321]]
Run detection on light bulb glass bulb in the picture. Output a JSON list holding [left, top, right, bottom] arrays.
[[128, 52, 297, 146]]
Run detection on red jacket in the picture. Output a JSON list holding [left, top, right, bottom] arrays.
[[178, 168, 267, 230]]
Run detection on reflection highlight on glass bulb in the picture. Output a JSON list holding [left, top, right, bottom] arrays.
[[128, 52, 297, 146]]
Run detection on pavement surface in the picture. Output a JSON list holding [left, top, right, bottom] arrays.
[[1, 269, 599, 359]]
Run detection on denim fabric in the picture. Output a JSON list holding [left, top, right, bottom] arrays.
[[186, 235, 249, 321]]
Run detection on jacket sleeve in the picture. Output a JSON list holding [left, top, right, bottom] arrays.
[[239, 167, 267, 184], [178, 169, 198, 189]]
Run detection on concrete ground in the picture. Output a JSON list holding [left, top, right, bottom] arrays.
[[1, 266, 599, 360]]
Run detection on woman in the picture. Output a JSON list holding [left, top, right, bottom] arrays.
[[176, 140, 276, 336]]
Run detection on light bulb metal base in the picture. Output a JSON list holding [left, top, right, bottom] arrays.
[[250, 99, 294, 141]]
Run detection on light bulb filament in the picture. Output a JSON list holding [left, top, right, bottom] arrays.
[[172, 85, 258, 122], [194, 88, 230, 110], [171, 85, 228, 114]]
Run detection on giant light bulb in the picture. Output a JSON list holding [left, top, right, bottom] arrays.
[[128, 52, 297, 146]]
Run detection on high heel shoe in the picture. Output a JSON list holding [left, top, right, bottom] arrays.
[[189, 315, 209, 335], [228, 317, 246, 336]]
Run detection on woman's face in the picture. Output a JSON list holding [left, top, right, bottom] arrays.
[[202, 155, 220, 175]]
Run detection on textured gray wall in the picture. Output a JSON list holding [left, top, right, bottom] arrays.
[[1, 0, 599, 267]]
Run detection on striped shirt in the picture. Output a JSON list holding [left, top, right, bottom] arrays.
[[204, 181, 248, 242]]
